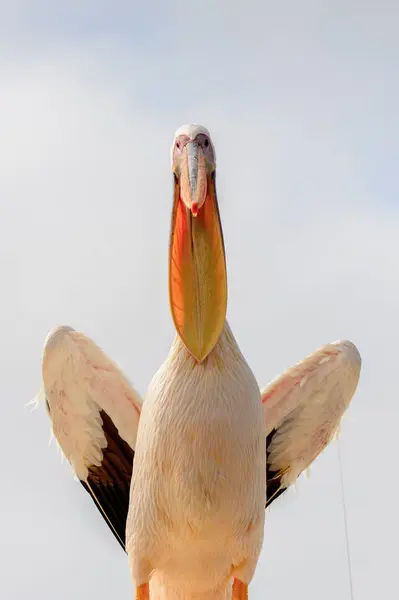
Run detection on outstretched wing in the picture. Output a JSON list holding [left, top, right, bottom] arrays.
[[41, 326, 142, 550], [262, 340, 361, 507]]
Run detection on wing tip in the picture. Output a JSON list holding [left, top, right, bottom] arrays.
[[44, 325, 75, 350], [42, 326, 76, 365], [330, 339, 362, 373]]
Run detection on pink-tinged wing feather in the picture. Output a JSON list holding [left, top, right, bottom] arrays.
[[262, 340, 361, 507], [41, 325, 142, 550]]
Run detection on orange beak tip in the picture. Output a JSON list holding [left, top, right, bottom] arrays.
[[191, 202, 198, 217]]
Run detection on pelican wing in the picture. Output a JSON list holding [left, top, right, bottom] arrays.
[[262, 340, 361, 507], [41, 326, 142, 550]]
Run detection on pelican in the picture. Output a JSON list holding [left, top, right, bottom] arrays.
[[39, 124, 361, 600]]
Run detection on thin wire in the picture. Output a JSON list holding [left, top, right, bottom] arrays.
[[337, 439, 355, 600]]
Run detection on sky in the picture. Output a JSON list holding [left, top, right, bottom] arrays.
[[1, 1, 398, 598]]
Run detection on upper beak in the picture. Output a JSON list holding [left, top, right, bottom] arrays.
[[169, 144, 227, 363], [180, 141, 208, 217]]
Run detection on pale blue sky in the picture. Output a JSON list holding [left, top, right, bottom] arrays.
[[1, 2, 398, 599]]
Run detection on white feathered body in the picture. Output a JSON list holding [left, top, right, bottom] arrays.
[[127, 322, 266, 599]]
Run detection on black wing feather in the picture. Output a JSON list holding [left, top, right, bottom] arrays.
[[266, 428, 288, 508], [80, 410, 134, 551]]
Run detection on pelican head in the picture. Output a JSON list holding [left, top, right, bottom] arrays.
[[169, 124, 227, 363]]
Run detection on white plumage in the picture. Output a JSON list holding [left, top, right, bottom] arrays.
[[38, 125, 361, 599], [43, 325, 141, 480], [262, 340, 361, 493], [127, 323, 265, 599]]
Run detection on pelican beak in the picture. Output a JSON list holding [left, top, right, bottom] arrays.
[[169, 143, 227, 363], [179, 140, 208, 217]]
